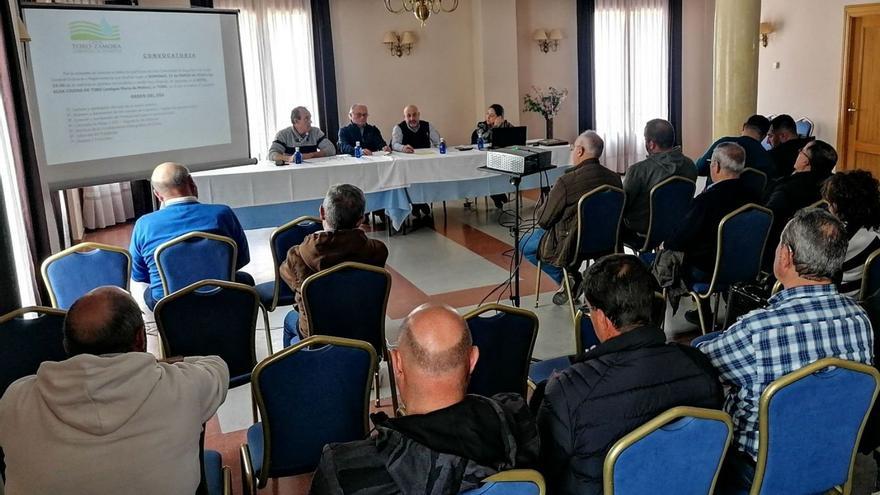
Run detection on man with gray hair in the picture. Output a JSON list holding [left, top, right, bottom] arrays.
[[310, 303, 540, 494], [697, 208, 873, 489], [130, 161, 252, 309], [0, 287, 229, 494], [337, 104, 391, 156], [519, 130, 623, 305], [279, 184, 388, 345], [267, 106, 336, 162]]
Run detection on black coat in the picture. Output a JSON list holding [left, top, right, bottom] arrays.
[[337, 122, 387, 155], [768, 137, 811, 179], [310, 393, 540, 495], [665, 177, 761, 274], [762, 170, 830, 269], [537, 325, 723, 495]]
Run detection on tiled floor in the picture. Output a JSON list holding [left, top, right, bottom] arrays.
[[84, 195, 713, 495]]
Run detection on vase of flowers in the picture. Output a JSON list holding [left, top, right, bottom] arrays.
[[523, 86, 568, 140]]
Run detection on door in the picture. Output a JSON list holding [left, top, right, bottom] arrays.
[[839, 5, 880, 174]]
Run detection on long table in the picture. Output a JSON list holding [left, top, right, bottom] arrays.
[[192, 145, 571, 230]]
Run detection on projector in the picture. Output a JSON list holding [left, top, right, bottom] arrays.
[[485, 146, 552, 175]]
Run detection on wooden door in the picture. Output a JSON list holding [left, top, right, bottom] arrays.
[[839, 5, 880, 174]]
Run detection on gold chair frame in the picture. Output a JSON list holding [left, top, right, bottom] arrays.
[[240, 335, 377, 494], [464, 303, 539, 398], [690, 203, 773, 334], [603, 406, 733, 495], [750, 358, 880, 495], [154, 279, 260, 420], [535, 185, 626, 324], [40, 242, 132, 309], [0, 306, 66, 324], [480, 469, 546, 494], [858, 247, 880, 302], [300, 261, 397, 411]]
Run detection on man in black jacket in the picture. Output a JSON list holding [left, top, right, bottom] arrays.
[[310, 303, 540, 495], [767, 114, 811, 180], [537, 254, 723, 495], [337, 104, 391, 156]]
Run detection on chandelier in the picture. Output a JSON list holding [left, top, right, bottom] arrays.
[[384, 0, 459, 27]]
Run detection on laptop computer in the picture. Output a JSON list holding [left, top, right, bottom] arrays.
[[491, 126, 527, 149]]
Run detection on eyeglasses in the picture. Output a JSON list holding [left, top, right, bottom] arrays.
[[798, 147, 811, 165], [352, 112, 368, 117]]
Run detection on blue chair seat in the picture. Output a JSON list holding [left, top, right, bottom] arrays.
[[529, 356, 572, 384], [204, 450, 223, 495], [638, 252, 656, 266], [462, 481, 541, 494], [255, 281, 276, 306], [247, 423, 264, 475]]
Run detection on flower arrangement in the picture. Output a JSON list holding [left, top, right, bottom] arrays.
[[522, 86, 569, 119]]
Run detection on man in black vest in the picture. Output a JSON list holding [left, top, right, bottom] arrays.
[[390, 105, 442, 153], [391, 104, 442, 219]]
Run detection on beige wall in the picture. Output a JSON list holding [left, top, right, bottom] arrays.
[[757, 0, 876, 146], [516, 0, 578, 142], [331, 0, 478, 145]]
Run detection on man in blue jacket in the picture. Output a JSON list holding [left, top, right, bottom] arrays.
[[337, 104, 391, 156], [695, 114, 774, 188], [537, 254, 722, 495]]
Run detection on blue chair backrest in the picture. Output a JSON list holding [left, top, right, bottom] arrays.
[[606, 409, 731, 495], [574, 186, 625, 264], [0, 308, 67, 396], [461, 481, 542, 495], [643, 177, 695, 251], [42, 244, 131, 310], [466, 305, 538, 398], [254, 336, 375, 477], [156, 233, 236, 296], [756, 360, 879, 494], [796, 118, 813, 138], [740, 169, 768, 197], [154, 280, 258, 386], [302, 263, 390, 355], [713, 204, 772, 290], [860, 249, 880, 301], [271, 218, 322, 304]]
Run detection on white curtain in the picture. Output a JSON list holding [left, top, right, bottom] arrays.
[[214, 0, 318, 161], [594, 0, 669, 173]]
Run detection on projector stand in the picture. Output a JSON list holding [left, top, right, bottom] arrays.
[[478, 164, 556, 307]]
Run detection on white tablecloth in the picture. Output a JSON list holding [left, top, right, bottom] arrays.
[[193, 146, 571, 211]]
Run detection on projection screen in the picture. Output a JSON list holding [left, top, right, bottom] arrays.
[[21, 4, 253, 189]]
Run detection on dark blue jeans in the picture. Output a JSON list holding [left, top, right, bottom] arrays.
[[519, 228, 563, 284]]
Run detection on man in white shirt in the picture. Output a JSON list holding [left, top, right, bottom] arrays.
[[0, 287, 229, 495]]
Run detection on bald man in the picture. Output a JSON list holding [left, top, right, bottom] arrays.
[[310, 303, 540, 495], [129, 162, 252, 309], [390, 105, 441, 153], [0, 287, 229, 495], [337, 104, 390, 156]]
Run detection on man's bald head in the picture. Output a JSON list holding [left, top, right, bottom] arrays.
[[403, 105, 421, 129], [397, 303, 472, 376], [150, 162, 194, 198], [63, 287, 145, 357]]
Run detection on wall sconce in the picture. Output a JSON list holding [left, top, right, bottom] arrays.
[[533, 29, 563, 53], [760, 22, 774, 47], [383, 31, 416, 57]]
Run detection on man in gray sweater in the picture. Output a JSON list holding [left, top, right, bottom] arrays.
[[622, 119, 697, 244]]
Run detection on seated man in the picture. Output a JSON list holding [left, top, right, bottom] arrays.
[[695, 114, 773, 185], [0, 287, 229, 495], [538, 255, 722, 495], [310, 303, 540, 495], [130, 162, 252, 310], [390, 104, 441, 219], [279, 184, 388, 346], [697, 208, 873, 490], [472, 103, 513, 209], [338, 104, 391, 156], [767, 114, 811, 180], [520, 130, 622, 305], [622, 118, 697, 241], [267, 106, 336, 162], [761, 139, 837, 270]]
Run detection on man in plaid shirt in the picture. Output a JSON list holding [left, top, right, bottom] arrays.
[[697, 208, 873, 483]]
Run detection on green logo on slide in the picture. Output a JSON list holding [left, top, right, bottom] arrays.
[[69, 19, 120, 41]]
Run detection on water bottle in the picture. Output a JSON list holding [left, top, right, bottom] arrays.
[[293, 147, 303, 164], [476, 131, 485, 151], [354, 141, 362, 158], [439, 138, 447, 155]]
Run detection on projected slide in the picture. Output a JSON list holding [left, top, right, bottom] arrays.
[[26, 9, 231, 166]]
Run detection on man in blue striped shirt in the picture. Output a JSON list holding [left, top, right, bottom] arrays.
[[697, 208, 873, 485]]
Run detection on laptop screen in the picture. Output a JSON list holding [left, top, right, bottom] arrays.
[[492, 126, 527, 149]]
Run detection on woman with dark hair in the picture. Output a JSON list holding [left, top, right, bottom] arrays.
[[821, 169, 880, 296], [472, 104, 513, 209]]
